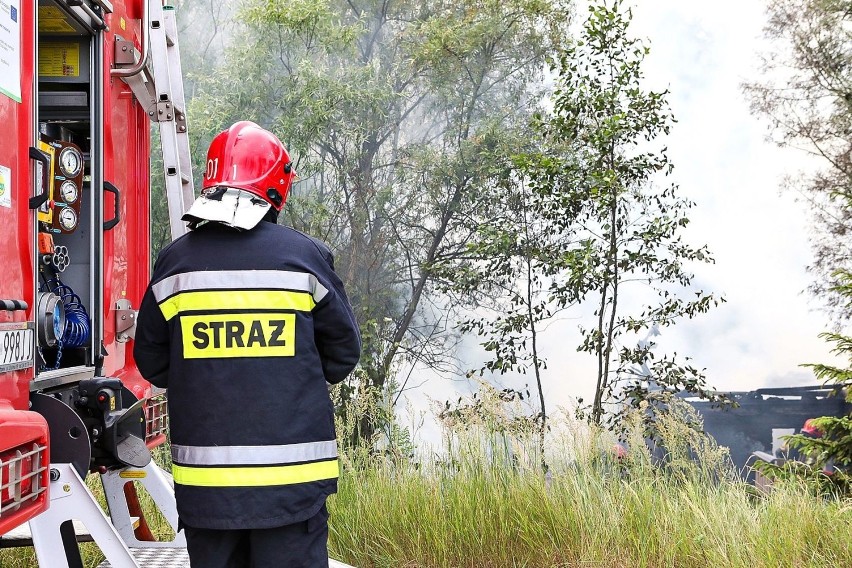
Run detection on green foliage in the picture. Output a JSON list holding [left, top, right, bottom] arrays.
[[787, 414, 852, 469], [754, 457, 852, 499], [515, 0, 729, 431], [436, 170, 564, 468], [753, 412, 852, 499], [437, 381, 544, 471], [148, 127, 170, 264], [436, 0, 731, 446]]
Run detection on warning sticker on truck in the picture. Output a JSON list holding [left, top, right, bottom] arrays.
[[0, 164, 11, 208], [38, 6, 75, 33], [39, 41, 79, 77]]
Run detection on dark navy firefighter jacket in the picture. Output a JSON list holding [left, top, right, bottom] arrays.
[[133, 221, 361, 530]]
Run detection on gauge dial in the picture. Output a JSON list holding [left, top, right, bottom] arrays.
[[58, 147, 83, 177], [58, 207, 78, 232], [59, 180, 78, 203]]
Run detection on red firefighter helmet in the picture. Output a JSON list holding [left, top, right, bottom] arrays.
[[203, 121, 295, 210], [183, 122, 297, 230], [802, 418, 823, 437]]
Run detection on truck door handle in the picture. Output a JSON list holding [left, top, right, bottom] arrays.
[[28, 147, 50, 210], [103, 182, 121, 231]]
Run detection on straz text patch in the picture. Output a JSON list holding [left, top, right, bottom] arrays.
[[180, 313, 296, 358]]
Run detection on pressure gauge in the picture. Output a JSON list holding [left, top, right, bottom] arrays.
[[59, 180, 78, 203], [58, 207, 78, 232], [58, 147, 83, 177]]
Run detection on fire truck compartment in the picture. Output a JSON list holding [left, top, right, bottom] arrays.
[[33, 0, 104, 378]]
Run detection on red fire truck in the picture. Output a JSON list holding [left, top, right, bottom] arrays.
[[0, 2, 355, 565], [0, 0, 197, 565]]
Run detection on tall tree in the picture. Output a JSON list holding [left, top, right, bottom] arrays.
[[744, 0, 852, 494], [439, 0, 730, 440], [184, 0, 569, 444], [743, 0, 852, 324], [526, 0, 728, 430]]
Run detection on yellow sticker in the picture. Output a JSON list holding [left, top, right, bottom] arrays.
[[39, 7, 76, 33], [39, 19, 76, 33], [39, 6, 65, 18], [119, 470, 147, 479], [180, 313, 296, 359], [120, 17, 126, 30], [39, 43, 81, 77]]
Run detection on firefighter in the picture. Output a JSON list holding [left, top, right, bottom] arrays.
[[133, 121, 361, 567]]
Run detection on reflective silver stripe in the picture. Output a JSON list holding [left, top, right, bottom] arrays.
[[171, 440, 338, 466], [152, 270, 329, 304]]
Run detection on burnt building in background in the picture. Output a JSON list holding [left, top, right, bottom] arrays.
[[686, 385, 851, 481]]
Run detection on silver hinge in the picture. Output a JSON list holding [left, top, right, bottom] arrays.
[[115, 298, 138, 342]]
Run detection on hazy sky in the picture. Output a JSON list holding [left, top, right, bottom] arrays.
[[626, 0, 837, 393], [402, 0, 841, 439]]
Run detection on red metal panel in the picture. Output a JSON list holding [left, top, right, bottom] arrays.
[[0, 1, 36, 411], [101, 0, 153, 402], [0, 1, 52, 534]]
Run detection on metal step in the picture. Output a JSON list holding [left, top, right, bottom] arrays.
[[0, 520, 92, 548], [3, 528, 355, 567], [96, 548, 355, 567], [0, 517, 139, 548], [98, 547, 188, 567]]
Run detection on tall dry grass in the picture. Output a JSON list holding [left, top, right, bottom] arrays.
[[2, 390, 851, 567], [328, 389, 852, 567]]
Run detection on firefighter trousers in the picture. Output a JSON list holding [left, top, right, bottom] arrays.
[[183, 503, 330, 568]]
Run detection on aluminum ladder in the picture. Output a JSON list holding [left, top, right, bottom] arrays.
[[112, 0, 194, 240]]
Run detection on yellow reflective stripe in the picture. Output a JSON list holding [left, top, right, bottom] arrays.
[[172, 459, 339, 487], [159, 290, 315, 321], [180, 313, 296, 359]]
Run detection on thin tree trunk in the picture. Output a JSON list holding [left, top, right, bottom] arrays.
[[521, 184, 547, 470], [592, 278, 609, 424]]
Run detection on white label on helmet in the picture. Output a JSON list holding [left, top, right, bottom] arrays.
[[206, 158, 219, 180], [233, 164, 238, 180]]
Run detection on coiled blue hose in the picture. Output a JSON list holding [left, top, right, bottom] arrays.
[[47, 278, 90, 348]]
